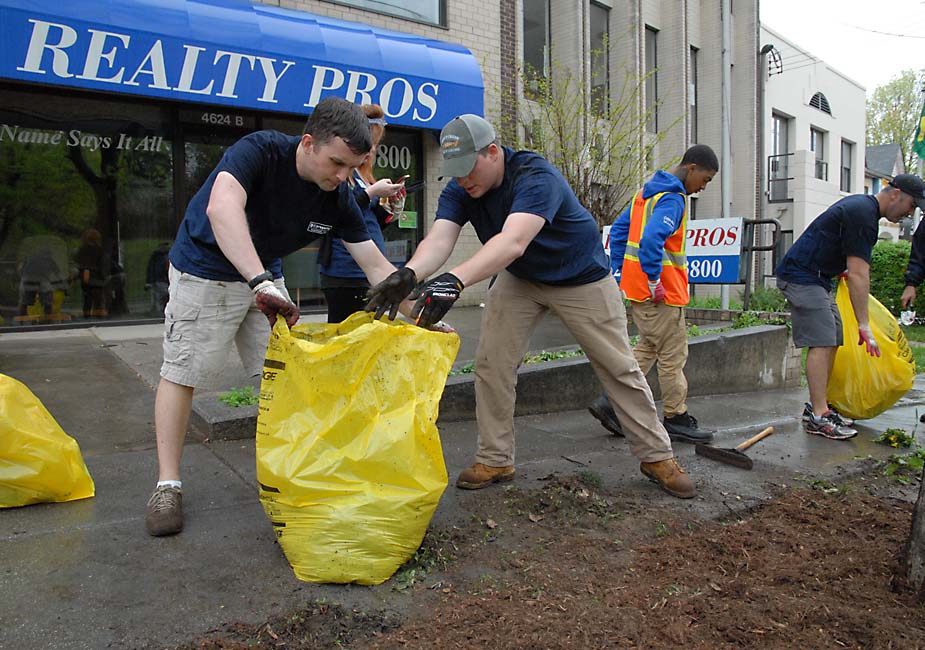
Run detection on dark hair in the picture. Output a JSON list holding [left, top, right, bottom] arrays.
[[302, 97, 371, 155], [681, 144, 719, 172]]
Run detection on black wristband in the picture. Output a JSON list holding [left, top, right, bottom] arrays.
[[247, 271, 273, 289]]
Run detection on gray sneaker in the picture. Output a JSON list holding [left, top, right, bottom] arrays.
[[145, 485, 183, 536]]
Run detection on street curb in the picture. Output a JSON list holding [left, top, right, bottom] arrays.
[[191, 324, 796, 439]]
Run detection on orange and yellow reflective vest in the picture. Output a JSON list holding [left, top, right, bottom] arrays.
[[619, 191, 689, 307]]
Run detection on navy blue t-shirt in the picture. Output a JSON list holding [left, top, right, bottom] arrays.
[[436, 147, 610, 286], [170, 130, 370, 281], [775, 194, 880, 289]]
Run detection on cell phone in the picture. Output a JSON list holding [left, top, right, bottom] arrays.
[[395, 174, 410, 184]]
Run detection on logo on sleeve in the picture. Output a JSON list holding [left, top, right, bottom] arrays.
[[306, 222, 332, 235]]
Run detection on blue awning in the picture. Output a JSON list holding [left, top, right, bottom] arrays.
[[0, 0, 484, 128]]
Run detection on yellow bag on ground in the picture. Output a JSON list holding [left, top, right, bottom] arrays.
[[256, 313, 459, 585], [828, 278, 915, 420], [0, 373, 95, 508]]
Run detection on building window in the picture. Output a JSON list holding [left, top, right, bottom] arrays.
[[689, 46, 699, 143], [523, 0, 550, 98], [840, 140, 853, 192], [769, 113, 791, 201], [590, 2, 610, 114], [328, 0, 445, 26], [809, 92, 832, 115], [645, 26, 658, 133], [810, 127, 827, 180]]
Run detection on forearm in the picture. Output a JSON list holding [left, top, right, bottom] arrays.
[[404, 235, 456, 281], [343, 240, 397, 285], [845, 270, 871, 327], [447, 232, 525, 287], [208, 208, 265, 282]]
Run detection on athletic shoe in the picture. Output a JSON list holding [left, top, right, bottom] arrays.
[[803, 411, 857, 440], [145, 485, 183, 536], [802, 402, 855, 428], [827, 405, 854, 428]]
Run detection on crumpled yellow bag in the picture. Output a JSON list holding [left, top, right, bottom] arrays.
[[0, 373, 95, 508], [828, 278, 915, 420], [256, 312, 459, 585]]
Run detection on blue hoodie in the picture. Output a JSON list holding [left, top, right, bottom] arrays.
[[609, 170, 686, 281]]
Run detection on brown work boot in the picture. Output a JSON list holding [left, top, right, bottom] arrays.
[[145, 485, 183, 536], [456, 463, 516, 490], [640, 458, 696, 499]]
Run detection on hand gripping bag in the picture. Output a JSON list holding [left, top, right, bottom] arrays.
[[256, 313, 459, 584], [827, 278, 915, 420], [0, 373, 95, 508]]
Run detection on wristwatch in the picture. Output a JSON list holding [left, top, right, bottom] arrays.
[[247, 270, 273, 289]]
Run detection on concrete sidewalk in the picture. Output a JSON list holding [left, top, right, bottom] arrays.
[[2, 308, 924, 650]]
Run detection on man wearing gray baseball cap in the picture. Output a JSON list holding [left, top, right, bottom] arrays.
[[365, 114, 696, 499]]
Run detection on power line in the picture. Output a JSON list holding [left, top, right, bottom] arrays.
[[845, 24, 925, 39]]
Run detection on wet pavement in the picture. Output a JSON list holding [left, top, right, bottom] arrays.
[[1, 306, 924, 650]]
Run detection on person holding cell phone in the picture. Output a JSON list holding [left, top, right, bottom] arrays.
[[318, 104, 408, 322]]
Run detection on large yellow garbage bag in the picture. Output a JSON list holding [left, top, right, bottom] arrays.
[[828, 278, 915, 420], [0, 373, 95, 507], [256, 313, 459, 585]]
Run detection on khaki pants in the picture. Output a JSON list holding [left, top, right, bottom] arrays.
[[629, 301, 689, 418], [473, 271, 674, 466]]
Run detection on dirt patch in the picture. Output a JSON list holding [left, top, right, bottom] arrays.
[[170, 471, 925, 650]]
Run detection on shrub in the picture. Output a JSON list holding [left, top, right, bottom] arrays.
[[746, 285, 787, 312], [869, 240, 925, 314]]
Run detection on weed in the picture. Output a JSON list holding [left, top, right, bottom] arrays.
[[806, 479, 847, 494], [654, 521, 669, 537], [578, 470, 603, 489], [391, 529, 456, 592], [882, 448, 925, 484], [218, 386, 259, 407], [449, 349, 586, 376], [686, 323, 702, 337], [732, 311, 764, 329], [873, 428, 915, 449]]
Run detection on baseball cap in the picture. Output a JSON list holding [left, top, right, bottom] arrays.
[[438, 114, 497, 179], [889, 173, 925, 212]]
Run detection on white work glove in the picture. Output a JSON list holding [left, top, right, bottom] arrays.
[[252, 280, 299, 328], [857, 323, 880, 358], [647, 279, 666, 304]]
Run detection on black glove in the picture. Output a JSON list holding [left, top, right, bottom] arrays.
[[365, 266, 417, 320], [410, 273, 464, 328]]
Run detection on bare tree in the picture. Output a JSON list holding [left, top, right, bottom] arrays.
[[494, 56, 680, 229]]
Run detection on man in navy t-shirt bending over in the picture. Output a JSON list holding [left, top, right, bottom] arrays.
[[146, 97, 405, 537], [776, 173, 925, 440], [366, 114, 695, 500]]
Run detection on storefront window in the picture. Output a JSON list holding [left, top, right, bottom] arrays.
[[0, 87, 426, 328], [0, 86, 174, 327]]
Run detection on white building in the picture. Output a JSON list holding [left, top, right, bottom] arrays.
[[758, 25, 867, 285]]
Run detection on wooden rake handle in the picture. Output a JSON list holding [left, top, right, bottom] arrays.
[[735, 426, 775, 452]]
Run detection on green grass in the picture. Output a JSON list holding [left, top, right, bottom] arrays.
[[901, 324, 925, 342], [913, 346, 925, 374], [218, 386, 259, 407]]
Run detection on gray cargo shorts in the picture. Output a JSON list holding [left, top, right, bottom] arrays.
[[160, 264, 291, 388], [779, 279, 843, 348]]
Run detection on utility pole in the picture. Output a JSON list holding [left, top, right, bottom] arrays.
[[720, 0, 733, 308]]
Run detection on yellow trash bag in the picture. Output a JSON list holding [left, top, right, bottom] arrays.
[[827, 278, 915, 420], [256, 312, 459, 585], [0, 373, 95, 508]]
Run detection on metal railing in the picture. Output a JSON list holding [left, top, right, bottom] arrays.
[[767, 153, 793, 201]]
